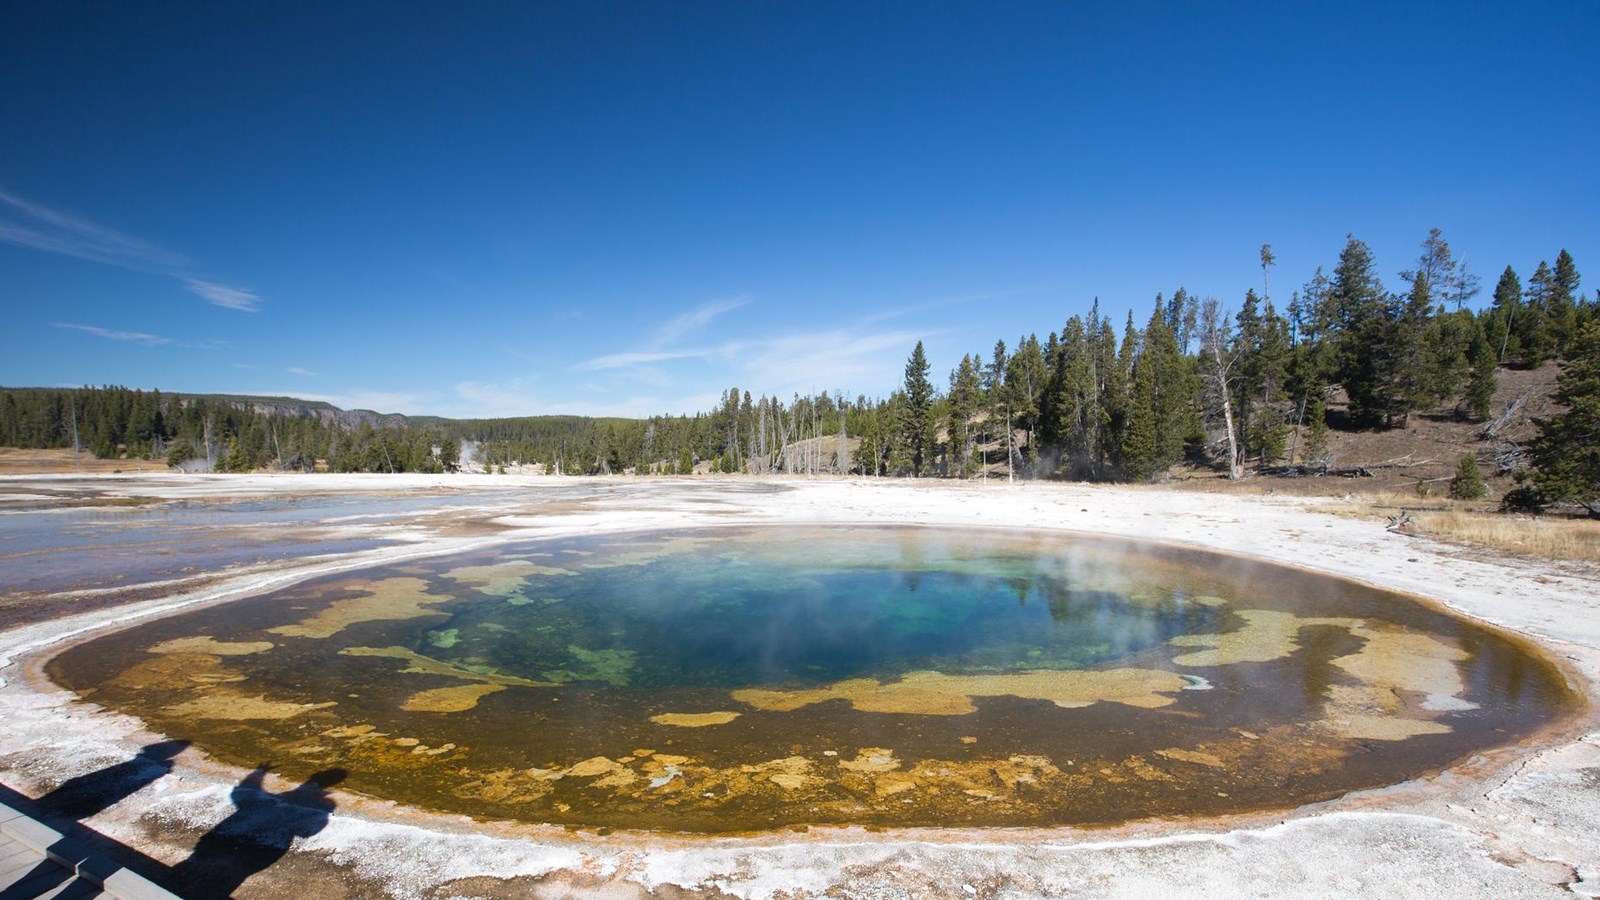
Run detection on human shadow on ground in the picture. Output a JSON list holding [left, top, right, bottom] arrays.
[[167, 764, 346, 899], [34, 739, 189, 821], [0, 740, 188, 900]]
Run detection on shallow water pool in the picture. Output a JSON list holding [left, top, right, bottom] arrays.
[[48, 525, 1580, 832]]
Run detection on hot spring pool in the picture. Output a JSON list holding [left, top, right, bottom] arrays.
[[48, 525, 1580, 832]]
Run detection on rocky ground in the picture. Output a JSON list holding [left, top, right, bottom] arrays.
[[0, 472, 1595, 898]]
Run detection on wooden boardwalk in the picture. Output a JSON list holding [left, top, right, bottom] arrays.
[[0, 800, 175, 900]]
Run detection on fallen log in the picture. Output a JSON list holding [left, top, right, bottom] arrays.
[[1481, 393, 1529, 440], [1257, 464, 1375, 478]]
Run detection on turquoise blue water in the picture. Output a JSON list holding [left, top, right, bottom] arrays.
[[428, 537, 1229, 688]]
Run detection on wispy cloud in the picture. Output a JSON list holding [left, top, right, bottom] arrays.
[[185, 278, 262, 312], [51, 321, 230, 350], [571, 296, 749, 373], [576, 349, 718, 371], [573, 323, 936, 405], [0, 187, 189, 271], [856, 288, 1034, 327], [286, 366, 317, 377], [452, 378, 720, 419], [572, 288, 975, 397], [51, 322, 173, 346], [1, 186, 261, 312], [742, 327, 933, 396], [651, 296, 747, 348]]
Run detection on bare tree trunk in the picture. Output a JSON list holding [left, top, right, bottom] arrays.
[[1005, 407, 1014, 483], [204, 416, 215, 471], [1217, 368, 1242, 479], [1499, 301, 1515, 364], [1287, 395, 1306, 465], [757, 401, 768, 473], [837, 403, 848, 475], [1201, 296, 1244, 479], [68, 400, 82, 473]]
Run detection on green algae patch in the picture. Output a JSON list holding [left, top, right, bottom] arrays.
[[562, 645, 636, 686]]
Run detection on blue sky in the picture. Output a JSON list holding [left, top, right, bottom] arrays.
[[3, 2, 1596, 417]]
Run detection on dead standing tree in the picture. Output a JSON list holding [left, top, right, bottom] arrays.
[[1199, 296, 1245, 479]]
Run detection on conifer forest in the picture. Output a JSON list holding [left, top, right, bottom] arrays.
[[4, 232, 1596, 511]]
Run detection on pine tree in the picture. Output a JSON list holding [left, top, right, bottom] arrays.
[[1450, 453, 1487, 500], [947, 354, 982, 477], [1464, 319, 1498, 422], [1122, 330, 1160, 482], [1551, 249, 1582, 356], [1530, 320, 1600, 517], [1330, 234, 1395, 426], [1248, 299, 1291, 463], [900, 341, 935, 477], [165, 441, 196, 468], [1037, 330, 1069, 474], [1005, 334, 1047, 468], [1519, 261, 1557, 366], [1038, 316, 1097, 478], [1285, 270, 1334, 464], [1144, 297, 1197, 468], [1092, 315, 1122, 478], [987, 339, 1012, 480], [1426, 309, 1475, 409], [1401, 229, 1450, 307], [1233, 290, 1263, 457], [1105, 312, 1139, 477], [1391, 270, 1434, 426], [1287, 268, 1336, 405], [1485, 265, 1522, 364]]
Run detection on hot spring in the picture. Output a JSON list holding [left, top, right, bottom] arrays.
[[48, 525, 1580, 832]]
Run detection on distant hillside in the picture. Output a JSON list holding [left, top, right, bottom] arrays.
[[177, 392, 414, 429], [0, 385, 625, 474], [1162, 361, 1564, 497]]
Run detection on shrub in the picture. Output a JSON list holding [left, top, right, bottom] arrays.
[[1500, 484, 1546, 514], [1450, 454, 1487, 500]]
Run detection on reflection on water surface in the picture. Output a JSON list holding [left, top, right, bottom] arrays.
[[49, 526, 1579, 831]]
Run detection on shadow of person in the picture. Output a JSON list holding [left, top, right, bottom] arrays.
[[0, 740, 189, 900], [168, 765, 346, 899], [32, 739, 190, 822]]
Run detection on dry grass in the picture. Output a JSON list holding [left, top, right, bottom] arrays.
[[1314, 491, 1600, 564], [1406, 509, 1600, 564], [0, 447, 167, 475]]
